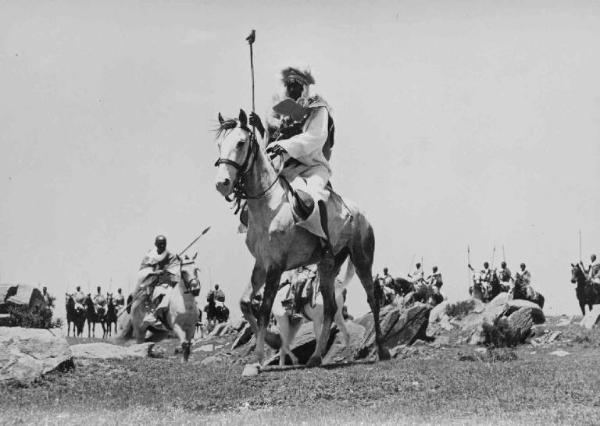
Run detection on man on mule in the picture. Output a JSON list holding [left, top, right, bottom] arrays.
[[135, 235, 176, 328], [248, 67, 335, 253]]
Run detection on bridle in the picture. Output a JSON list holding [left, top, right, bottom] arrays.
[[214, 124, 284, 211], [179, 260, 200, 295]]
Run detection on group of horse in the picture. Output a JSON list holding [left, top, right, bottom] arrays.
[[64, 293, 121, 339], [469, 269, 545, 308], [374, 276, 445, 308]]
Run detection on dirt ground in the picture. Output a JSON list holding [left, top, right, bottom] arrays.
[[2, 316, 600, 425]]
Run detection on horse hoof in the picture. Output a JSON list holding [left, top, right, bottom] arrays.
[[306, 356, 322, 368], [378, 347, 391, 361]]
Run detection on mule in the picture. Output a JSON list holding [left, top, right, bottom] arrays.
[[571, 263, 600, 315], [118, 254, 201, 361], [214, 110, 389, 367], [65, 294, 86, 337], [272, 262, 354, 366]]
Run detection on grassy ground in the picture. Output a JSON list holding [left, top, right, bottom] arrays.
[[2, 317, 600, 425]]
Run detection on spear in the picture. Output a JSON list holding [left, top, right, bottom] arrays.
[[491, 245, 496, 269], [579, 230, 582, 263], [502, 245, 506, 263]]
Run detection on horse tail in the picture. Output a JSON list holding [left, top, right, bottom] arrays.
[[341, 259, 355, 289]]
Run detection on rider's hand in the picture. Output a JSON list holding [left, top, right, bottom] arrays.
[[266, 143, 287, 160]]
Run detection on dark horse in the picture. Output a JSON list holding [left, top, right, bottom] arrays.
[[513, 275, 545, 309], [85, 296, 106, 338], [204, 291, 229, 330], [571, 263, 600, 315], [65, 294, 86, 337], [104, 294, 118, 338]]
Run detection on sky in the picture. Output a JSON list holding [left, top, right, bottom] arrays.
[[1, 0, 599, 321]]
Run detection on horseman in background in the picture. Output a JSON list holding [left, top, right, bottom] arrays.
[[114, 288, 125, 310], [73, 286, 86, 311], [515, 263, 531, 286], [248, 66, 335, 255], [408, 262, 425, 285], [382, 267, 394, 287], [41, 286, 55, 309], [583, 254, 600, 285], [93, 286, 107, 315], [280, 264, 319, 320], [136, 235, 176, 328], [426, 266, 443, 290], [497, 261, 512, 286]]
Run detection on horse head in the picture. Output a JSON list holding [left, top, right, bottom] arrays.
[[571, 263, 585, 285], [214, 110, 255, 198], [176, 253, 201, 297]]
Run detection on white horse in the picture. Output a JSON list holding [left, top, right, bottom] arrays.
[[116, 254, 201, 361], [272, 262, 355, 366]]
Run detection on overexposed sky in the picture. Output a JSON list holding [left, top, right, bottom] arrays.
[[1, 0, 599, 319]]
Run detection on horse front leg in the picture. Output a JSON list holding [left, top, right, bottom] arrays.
[[240, 263, 266, 336], [255, 268, 282, 365]]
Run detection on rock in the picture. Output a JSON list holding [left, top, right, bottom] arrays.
[[580, 305, 600, 329], [232, 324, 253, 349], [489, 292, 511, 307], [322, 321, 365, 364], [506, 307, 544, 343], [356, 304, 431, 359], [210, 323, 228, 337], [200, 355, 223, 365], [429, 301, 449, 324], [241, 363, 260, 377], [194, 344, 214, 353], [530, 324, 548, 337], [550, 350, 570, 357], [70, 342, 154, 359], [0, 327, 73, 385], [507, 299, 545, 312], [556, 318, 572, 327], [265, 322, 336, 366]]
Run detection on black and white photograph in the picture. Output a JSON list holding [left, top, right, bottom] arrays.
[[1, 1, 600, 424]]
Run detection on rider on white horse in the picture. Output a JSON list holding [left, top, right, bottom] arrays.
[[249, 66, 335, 253], [136, 235, 176, 328]]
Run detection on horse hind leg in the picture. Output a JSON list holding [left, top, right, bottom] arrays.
[[349, 224, 390, 361], [306, 258, 337, 367]]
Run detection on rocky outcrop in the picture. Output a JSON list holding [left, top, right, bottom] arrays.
[[356, 304, 431, 359], [0, 327, 73, 385]]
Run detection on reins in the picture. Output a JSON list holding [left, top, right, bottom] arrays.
[[215, 129, 285, 213]]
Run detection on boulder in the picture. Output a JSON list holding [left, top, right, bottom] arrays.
[[356, 304, 431, 359], [322, 321, 366, 364], [489, 292, 512, 307], [200, 355, 223, 365], [580, 305, 600, 329], [505, 307, 544, 342], [265, 322, 337, 365], [232, 324, 253, 349], [0, 327, 73, 385], [70, 342, 154, 359], [429, 301, 450, 323]]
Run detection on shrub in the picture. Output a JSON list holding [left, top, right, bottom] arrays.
[[6, 305, 61, 329], [446, 299, 475, 319]]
